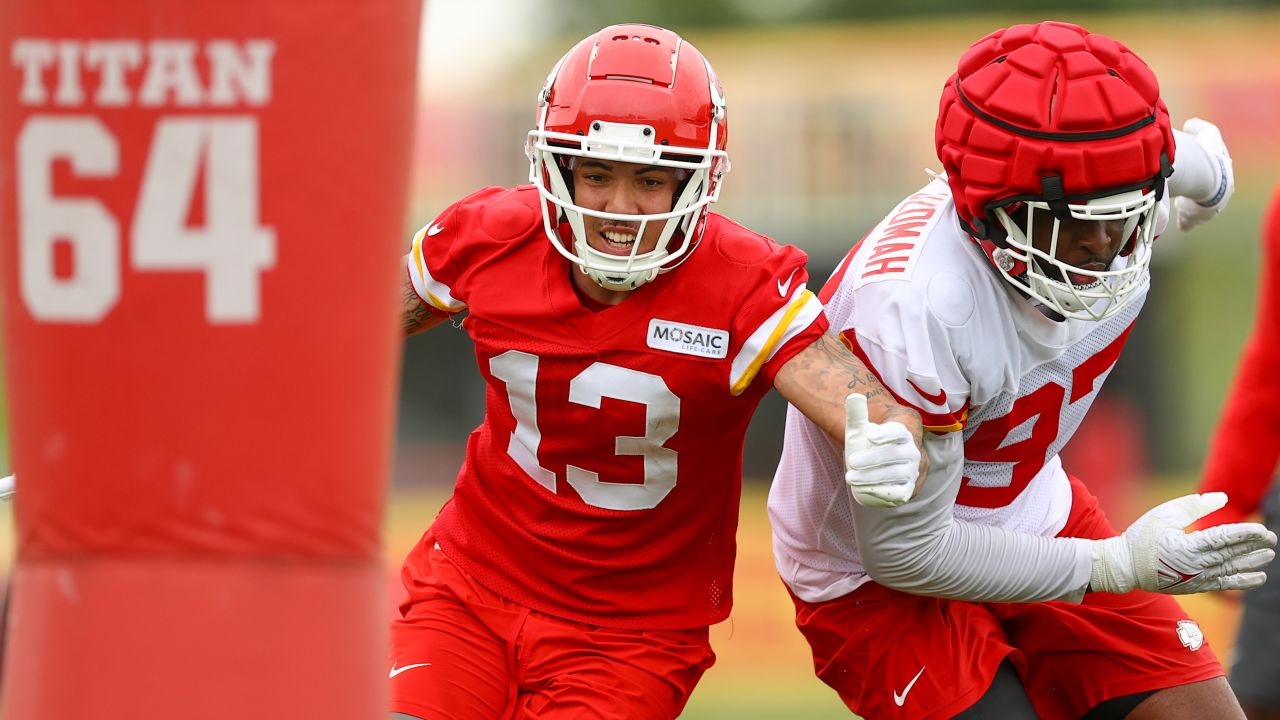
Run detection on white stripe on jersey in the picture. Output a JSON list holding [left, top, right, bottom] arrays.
[[409, 225, 466, 313], [729, 287, 823, 396]]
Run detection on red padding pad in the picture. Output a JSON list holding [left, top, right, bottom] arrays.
[[0, 0, 422, 716]]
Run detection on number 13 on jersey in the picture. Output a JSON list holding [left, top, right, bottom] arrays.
[[490, 350, 681, 512]]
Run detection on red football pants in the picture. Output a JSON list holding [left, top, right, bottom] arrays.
[[390, 529, 716, 720], [791, 476, 1224, 720]]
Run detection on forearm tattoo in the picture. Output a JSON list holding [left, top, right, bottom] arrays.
[[812, 334, 890, 403], [794, 334, 926, 445], [401, 282, 434, 336]]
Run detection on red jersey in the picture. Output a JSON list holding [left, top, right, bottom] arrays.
[[404, 185, 827, 629], [1200, 184, 1280, 525]]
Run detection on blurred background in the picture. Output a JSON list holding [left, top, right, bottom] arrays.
[[3, 1, 1279, 717], [400, 0, 1280, 494]]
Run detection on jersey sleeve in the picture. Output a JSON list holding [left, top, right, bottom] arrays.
[[835, 273, 973, 433], [405, 186, 515, 318], [1199, 185, 1280, 525], [726, 242, 827, 396]]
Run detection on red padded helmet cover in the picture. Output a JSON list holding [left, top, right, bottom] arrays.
[[934, 21, 1174, 237]]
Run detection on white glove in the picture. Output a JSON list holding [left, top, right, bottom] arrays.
[[844, 393, 920, 508], [1175, 118, 1234, 232], [0, 474, 13, 501], [1090, 492, 1276, 595]]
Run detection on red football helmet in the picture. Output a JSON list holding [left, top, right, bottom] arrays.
[[526, 24, 730, 290], [935, 21, 1175, 320]]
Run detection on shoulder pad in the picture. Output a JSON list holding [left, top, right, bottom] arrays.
[[454, 186, 541, 243], [706, 213, 788, 267]]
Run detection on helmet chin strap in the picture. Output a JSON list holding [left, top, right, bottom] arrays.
[[581, 263, 657, 291]]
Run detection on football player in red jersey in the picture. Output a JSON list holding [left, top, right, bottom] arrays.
[[1199, 184, 1280, 720], [388, 24, 925, 720], [768, 21, 1276, 720]]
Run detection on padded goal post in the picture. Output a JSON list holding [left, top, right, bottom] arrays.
[[0, 0, 422, 716]]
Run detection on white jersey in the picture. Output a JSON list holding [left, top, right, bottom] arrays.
[[769, 177, 1168, 603]]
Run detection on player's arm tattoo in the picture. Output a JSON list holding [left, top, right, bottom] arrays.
[[401, 272, 448, 336], [774, 333, 925, 449]]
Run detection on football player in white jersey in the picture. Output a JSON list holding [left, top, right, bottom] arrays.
[[768, 21, 1277, 720]]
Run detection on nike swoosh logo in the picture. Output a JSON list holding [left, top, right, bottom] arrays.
[[427, 222, 446, 236], [893, 666, 926, 706], [777, 268, 799, 297], [906, 377, 947, 406], [389, 662, 432, 678]]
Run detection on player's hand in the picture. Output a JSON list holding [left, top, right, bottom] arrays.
[[844, 394, 920, 508], [1176, 118, 1234, 232], [1089, 492, 1276, 595], [0, 474, 13, 501]]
